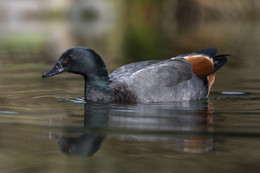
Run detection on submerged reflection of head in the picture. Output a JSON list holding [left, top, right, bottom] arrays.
[[56, 103, 109, 157]]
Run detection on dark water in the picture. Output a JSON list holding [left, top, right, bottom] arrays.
[[0, 80, 260, 173], [1, 1, 260, 173]]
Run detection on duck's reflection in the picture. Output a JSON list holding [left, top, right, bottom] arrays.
[[109, 101, 214, 154], [56, 100, 215, 157], [56, 103, 109, 157]]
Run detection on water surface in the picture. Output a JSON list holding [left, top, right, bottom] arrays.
[[0, 65, 260, 172]]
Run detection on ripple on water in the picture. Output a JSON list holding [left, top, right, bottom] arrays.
[[57, 97, 86, 104], [210, 91, 260, 101], [220, 91, 248, 95], [0, 111, 18, 115]]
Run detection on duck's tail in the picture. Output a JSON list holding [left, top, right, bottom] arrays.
[[196, 48, 229, 74], [211, 54, 229, 74], [195, 48, 230, 96]]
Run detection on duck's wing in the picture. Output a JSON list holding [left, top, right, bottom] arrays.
[[118, 58, 206, 102], [125, 58, 192, 87], [109, 58, 197, 102], [109, 60, 160, 81], [110, 58, 193, 87]]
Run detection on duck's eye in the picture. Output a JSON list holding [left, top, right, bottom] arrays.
[[67, 55, 73, 59]]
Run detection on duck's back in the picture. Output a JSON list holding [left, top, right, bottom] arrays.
[[109, 58, 207, 102]]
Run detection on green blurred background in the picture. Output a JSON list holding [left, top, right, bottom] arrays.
[[0, 0, 259, 71]]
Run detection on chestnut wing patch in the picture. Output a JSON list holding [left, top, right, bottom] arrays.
[[185, 55, 214, 78]]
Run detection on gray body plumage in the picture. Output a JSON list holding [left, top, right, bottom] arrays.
[[109, 57, 207, 102]]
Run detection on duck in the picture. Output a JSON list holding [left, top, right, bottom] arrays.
[[42, 46, 228, 103]]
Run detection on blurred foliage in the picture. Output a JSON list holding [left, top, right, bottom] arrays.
[[0, 0, 259, 68], [0, 34, 48, 61], [44, 10, 67, 21], [123, 1, 162, 61]]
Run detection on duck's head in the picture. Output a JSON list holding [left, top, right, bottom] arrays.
[[42, 47, 109, 81]]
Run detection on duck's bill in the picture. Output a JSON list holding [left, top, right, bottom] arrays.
[[42, 62, 65, 78]]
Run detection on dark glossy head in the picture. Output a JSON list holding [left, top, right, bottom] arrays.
[[42, 47, 109, 80]]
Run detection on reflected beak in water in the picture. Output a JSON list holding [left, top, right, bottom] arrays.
[[42, 61, 65, 78]]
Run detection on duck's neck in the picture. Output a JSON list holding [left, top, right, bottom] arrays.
[[84, 75, 111, 102]]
